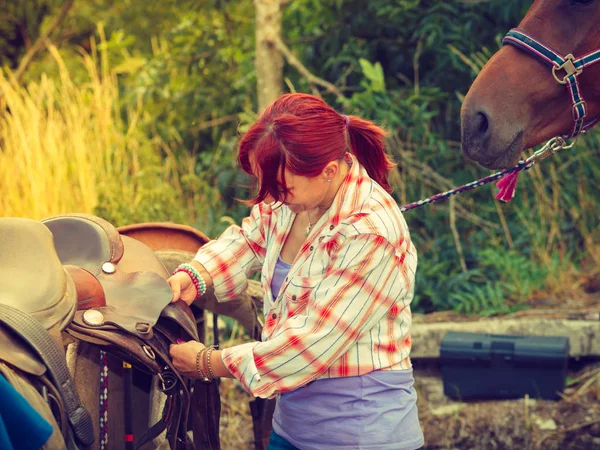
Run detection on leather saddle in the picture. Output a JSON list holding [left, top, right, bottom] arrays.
[[0, 215, 213, 450], [43, 214, 203, 449]]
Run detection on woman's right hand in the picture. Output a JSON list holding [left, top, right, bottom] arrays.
[[167, 271, 198, 305]]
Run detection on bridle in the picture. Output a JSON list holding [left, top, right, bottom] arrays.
[[400, 28, 600, 207], [502, 28, 600, 139]]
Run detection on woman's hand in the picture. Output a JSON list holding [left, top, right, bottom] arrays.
[[167, 271, 197, 305], [169, 340, 206, 378]]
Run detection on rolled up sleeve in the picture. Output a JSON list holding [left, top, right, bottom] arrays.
[[194, 203, 269, 302]]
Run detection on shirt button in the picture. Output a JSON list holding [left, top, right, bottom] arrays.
[[329, 225, 334, 230], [272, 313, 277, 320], [309, 246, 314, 251], [291, 295, 297, 301]]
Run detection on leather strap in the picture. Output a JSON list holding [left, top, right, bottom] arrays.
[[147, 333, 191, 449], [0, 304, 95, 448], [134, 396, 172, 449], [191, 380, 221, 450]]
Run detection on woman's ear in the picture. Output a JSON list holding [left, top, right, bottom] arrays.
[[323, 161, 339, 180]]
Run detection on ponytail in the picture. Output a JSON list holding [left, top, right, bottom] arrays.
[[345, 116, 396, 193]]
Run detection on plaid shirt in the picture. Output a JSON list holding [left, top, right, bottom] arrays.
[[194, 154, 417, 398]]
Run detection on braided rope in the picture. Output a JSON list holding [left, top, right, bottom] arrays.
[[400, 160, 533, 213], [99, 350, 109, 450], [400, 135, 577, 212]]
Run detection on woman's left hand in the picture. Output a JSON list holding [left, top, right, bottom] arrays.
[[169, 340, 206, 378]]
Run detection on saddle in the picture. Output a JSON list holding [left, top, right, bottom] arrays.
[[43, 214, 205, 449], [0, 214, 218, 450], [0, 217, 94, 449]]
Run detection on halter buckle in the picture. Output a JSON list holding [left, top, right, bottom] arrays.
[[526, 136, 574, 164], [572, 100, 587, 121], [552, 54, 582, 84]]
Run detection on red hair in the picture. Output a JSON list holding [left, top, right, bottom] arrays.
[[238, 93, 395, 205]]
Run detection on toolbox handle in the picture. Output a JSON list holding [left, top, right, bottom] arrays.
[[491, 341, 515, 354]]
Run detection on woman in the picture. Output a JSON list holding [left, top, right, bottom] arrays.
[[169, 93, 423, 450]]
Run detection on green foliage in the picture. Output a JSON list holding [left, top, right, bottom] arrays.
[[0, 0, 55, 68], [94, 168, 189, 227], [10, 0, 598, 316]]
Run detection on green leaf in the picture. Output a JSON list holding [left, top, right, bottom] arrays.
[[358, 58, 386, 93], [113, 57, 147, 75]]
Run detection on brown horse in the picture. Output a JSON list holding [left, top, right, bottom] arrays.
[[461, 0, 600, 169]]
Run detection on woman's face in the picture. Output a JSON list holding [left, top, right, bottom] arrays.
[[250, 153, 341, 212], [276, 168, 330, 213]]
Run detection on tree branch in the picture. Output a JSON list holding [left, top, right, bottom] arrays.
[[192, 114, 239, 132], [449, 197, 468, 272], [13, 0, 75, 83], [273, 35, 345, 101]]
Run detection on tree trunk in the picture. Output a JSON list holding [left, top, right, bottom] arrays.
[[255, 0, 283, 112]]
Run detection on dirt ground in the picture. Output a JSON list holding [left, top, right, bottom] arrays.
[[415, 361, 600, 450]]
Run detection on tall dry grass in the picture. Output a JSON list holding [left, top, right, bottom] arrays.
[[0, 34, 191, 222]]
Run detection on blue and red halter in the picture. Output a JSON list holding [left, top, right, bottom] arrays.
[[503, 28, 600, 139]]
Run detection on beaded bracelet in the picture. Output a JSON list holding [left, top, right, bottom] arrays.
[[177, 263, 207, 294], [204, 346, 217, 379], [194, 345, 219, 382], [173, 263, 207, 300], [196, 349, 210, 382]]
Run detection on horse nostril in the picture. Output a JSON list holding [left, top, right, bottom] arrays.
[[475, 111, 489, 137]]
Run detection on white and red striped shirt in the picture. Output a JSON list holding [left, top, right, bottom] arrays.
[[194, 154, 417, 398]]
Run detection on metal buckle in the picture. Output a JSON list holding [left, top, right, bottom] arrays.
[[572, 100, 587, 121], [158, 372, 178, 392], [526, 136, 576, 164], [552, 54, 582, 84], [142, 345, 156, 360]]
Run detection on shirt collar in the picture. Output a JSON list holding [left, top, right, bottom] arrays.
[[325, 152, 373, 228]]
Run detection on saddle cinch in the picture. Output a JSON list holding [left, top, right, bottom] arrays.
[[0, 214, 218, 450]]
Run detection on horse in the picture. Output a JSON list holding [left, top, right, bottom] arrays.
[[460, 0, 600, 169]]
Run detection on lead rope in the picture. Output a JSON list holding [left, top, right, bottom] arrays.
[[400, 136, 575, 212]]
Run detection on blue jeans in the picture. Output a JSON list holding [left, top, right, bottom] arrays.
[[267, 430, 300, 450]]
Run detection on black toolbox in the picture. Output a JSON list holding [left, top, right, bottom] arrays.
[[440, 331, 569, 400]]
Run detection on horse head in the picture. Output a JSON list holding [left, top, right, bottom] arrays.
[[461, 0, 600, 169]]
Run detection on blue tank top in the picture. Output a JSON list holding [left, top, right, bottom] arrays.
[[271, 256, 292, 300], [269, 256, 424, 449]]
